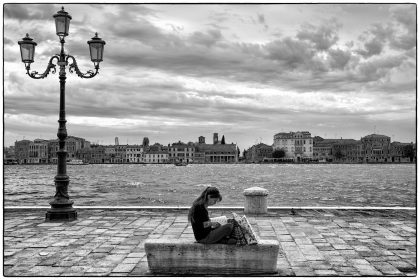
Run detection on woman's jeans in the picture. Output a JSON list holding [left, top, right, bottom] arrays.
[[198, 223, 233, 244]]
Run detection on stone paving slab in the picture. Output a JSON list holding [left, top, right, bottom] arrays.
[[3, 208, 417, 277]]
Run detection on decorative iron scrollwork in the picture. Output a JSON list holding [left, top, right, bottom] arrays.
[[27, 55, 59, 79], [67, 55, 99, 79]]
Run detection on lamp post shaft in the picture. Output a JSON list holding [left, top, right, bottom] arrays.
[[45, 51, 77, 221]]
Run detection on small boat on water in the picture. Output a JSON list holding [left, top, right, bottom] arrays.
[[174, 162, 188, 166], [67, 159, 89, 165], [4, 159, 18, 165]]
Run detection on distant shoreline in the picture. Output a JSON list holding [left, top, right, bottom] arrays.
[[4, 162, 415, 166]]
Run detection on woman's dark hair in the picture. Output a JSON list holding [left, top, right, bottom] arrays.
[[188, 187, 222, 223]]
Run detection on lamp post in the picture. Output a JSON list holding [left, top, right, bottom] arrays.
[[18, 7, 105, 221]]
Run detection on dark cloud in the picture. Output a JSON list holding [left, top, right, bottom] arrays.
[[265, 38, 315, 69], [356, 24, 390, 58], [327, 48, 352, 70], [373, 80, 415, 94], [123, 4, 158, 16], [357, 6, 415, 56], [278, 73, 355, 93], [296, 19, 341, 51], [108, 18, 172, 46], [356, 55, 405, 82], [390, 33, 416, 51], [64, 38, 96, 63], [390, 4, 416, 32], [4, 4, 31, 20], [357, 38, 384, 58], [190, 29, 223, 47], [4, 37, 15, 46], [369, 23, 391, 41], [4, 4, 57, 21], [98, 6, 182, 50], [4, 96, 58, 116], [4, 118, 56, 136]]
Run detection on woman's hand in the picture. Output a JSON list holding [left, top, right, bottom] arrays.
[[210, 222, 221, 228]]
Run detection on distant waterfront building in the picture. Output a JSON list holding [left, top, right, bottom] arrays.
[[48, 136, 90, 163], [15, 140, 31, 164], [3, 146, 16, 164], [126, 145, 144, 163], [104, 145, 116, 163], [102, 145, 128, 163], [76, 147, 92, 163], [313, 137, 364, 162], [169, 141, 195, 163], [312, 137, 334, 162], [193, 150, 206, 163], [195, 143, 238, 163], [390, 142, 416, 163], [332, 139, 364, 163], [30, 139, 49, 164], [68, 136, 90, 158], [15, 139, 49, 164], [313, 134, 416, 163], [144, 150, 169, 163], [115, 145, 128, 163], [90, 145, 106, 163], [245, 143, 273, 163], [193, 134, 238, 163], [273, 131, 313, 161], [361, 134, 391, 163]]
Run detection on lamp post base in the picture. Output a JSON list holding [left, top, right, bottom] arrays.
[[45, 199, 77, 221], [46, 207, 77, 221]]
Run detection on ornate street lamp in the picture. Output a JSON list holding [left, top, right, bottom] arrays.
[[18, 6, 106, 221]]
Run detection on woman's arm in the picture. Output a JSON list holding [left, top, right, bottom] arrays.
[[203, 221, 220, 228], [192, 204, 218, 228]]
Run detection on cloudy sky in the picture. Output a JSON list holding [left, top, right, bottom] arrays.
[[3, 3, 416, 151]]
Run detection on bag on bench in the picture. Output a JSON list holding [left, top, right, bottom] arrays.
[[228, 213, 259, 245]]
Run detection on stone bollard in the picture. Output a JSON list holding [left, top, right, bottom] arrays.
[[243, 187, 269, 214]]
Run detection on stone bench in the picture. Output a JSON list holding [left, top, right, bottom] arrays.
[[144, 238, 279, 275]]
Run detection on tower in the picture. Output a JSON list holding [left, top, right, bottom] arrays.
[[199, 136, 205, 144], [213, 133, 218, 144], [115, 137, 119, 146], [142, 137, 149, 147]]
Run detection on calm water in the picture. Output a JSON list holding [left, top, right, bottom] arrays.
[[4, 164, 416, 207]]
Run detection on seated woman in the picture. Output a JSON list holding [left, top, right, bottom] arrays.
[[188, 187, 236, 244]]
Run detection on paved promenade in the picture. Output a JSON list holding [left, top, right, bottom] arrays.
[[3, 208, 417, 276]]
